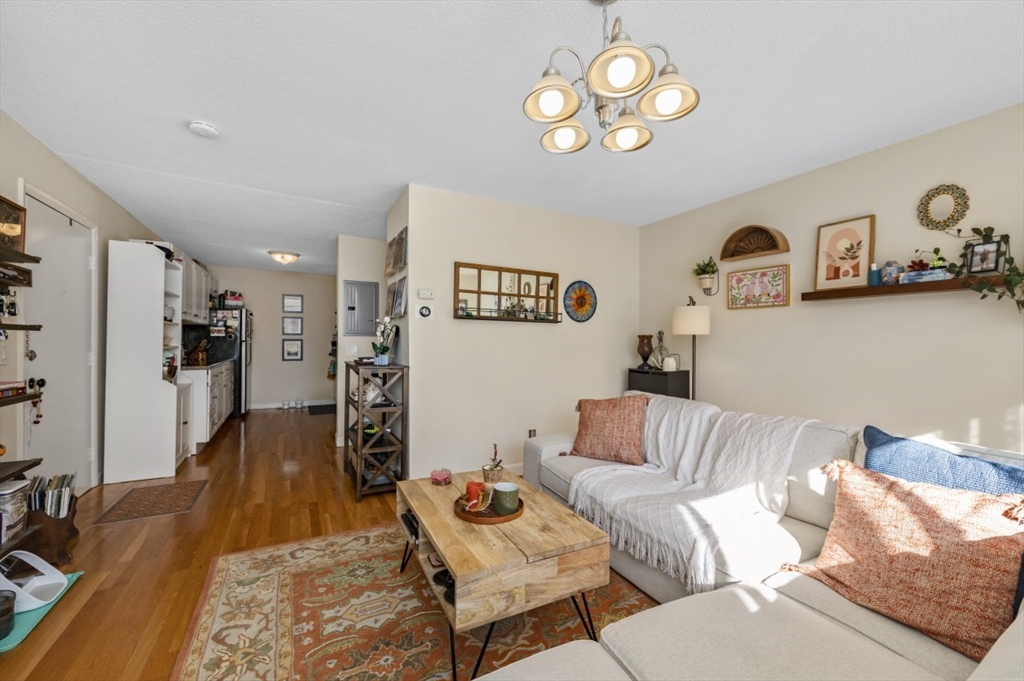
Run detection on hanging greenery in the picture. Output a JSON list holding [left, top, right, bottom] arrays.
[[946, 227, 1023, 313]]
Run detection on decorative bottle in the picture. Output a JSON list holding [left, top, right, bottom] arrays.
[[651, 330, 669, 369]]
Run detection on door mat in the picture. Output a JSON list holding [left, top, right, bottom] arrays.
[[95, 480, 207, 524], [172, 524, 656, 680], [307, 403, 336, 416]]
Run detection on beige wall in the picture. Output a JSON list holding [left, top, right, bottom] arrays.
[[335, 234, 388, 438], [639, 104, 1024, 451], [404, 184, 640, 477], [0, 109, 162, 460], [207, 265, 336, 409]]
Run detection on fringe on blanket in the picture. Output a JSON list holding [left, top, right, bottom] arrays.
[[611, 521, 716, 595]]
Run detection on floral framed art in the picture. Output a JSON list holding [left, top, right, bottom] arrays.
[[728, 265, 790, 310], [814, 215, 875, 290]]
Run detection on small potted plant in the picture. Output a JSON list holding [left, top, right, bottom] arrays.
[[372, 317, 395, 365], [692, 256, 719, 294], [482, 443, 503, 484]]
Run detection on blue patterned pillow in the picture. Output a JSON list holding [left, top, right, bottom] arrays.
[[863, 426, 1024, 495], [863, 425, 1024, 616]]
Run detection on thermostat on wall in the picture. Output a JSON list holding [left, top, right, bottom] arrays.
[[418, 305, 433, 318]]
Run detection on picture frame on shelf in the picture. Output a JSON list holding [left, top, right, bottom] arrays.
[[393, 276, 408, 317], [282, 294, 304, 313], [282, 316, 303, 336], [282, 339, 303, 361], [967, 240, 1002, 274], [384, 226, 408, 276], [0, 195, 26, 253], [814, 215, 875, 291], [385, 281, 397, 319], [727, 264, 790, 310]]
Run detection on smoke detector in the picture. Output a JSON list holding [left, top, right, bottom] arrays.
[[188, 120, 219, 138]]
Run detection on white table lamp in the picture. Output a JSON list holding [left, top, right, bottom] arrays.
[[672, 298, 711, 400]]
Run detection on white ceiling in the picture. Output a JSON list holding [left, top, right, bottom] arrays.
[[1, 1, 1021, 274]]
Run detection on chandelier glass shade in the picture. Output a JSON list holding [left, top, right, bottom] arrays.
[[523, 1, 699, 154]]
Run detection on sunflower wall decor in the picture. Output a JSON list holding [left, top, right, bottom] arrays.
[[563, 280, 597, 322]]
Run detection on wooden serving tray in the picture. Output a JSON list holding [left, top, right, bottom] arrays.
[[453, 498, 524, 525]]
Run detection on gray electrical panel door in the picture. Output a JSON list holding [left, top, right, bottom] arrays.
[[343, 280, 379, 336]]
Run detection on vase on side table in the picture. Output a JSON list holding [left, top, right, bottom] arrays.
[[637, 334, 653, 370]]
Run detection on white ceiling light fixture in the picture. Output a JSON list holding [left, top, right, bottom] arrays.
[[268, 251, 299, 265], [523, 0, 699, 154], [188, 120, 219, 138]]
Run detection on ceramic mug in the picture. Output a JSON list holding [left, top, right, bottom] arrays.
[[493, 482, 520, 516]]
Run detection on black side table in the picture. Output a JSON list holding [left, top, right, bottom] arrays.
[[627, 368, 690, 399]]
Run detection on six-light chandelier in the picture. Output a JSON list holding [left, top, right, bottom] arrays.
[[523, 0, 699, 154]]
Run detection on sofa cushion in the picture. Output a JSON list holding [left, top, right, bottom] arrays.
[[599, 582, 942, 680], [476, 640, 631, 681], [540, 455, 619, 501], [792, 460, 1024, 662], [765, 570, 978, 681], [715, 515, 827, 584], [863, 425, 1024, 495], [784, 422, 860, 529], [968, 608, 1024, 681], [570, 394, 649, 465]]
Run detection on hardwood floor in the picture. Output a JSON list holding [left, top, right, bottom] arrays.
[[0, 409, 396, 681]]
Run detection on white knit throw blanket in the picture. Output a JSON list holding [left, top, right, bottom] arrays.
[[568, 398, 722, 531], [582, 412, 814, 594]]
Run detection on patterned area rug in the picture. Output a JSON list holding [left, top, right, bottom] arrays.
[[172, 524, 656, 680], [95, 480, 207, 524]]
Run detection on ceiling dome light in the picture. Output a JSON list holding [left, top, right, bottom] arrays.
[[601, 106, 652, 152], [523, 67, 582, 123], [188, 120, 219, 138], [586, 21, 654, 98], [540, 117, 590, 154], [268, 251, 300, 265], [637, 63, 700, 122]]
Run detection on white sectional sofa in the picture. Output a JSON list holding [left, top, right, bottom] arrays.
[[484, 395, 1024, 681], [523, 395, 860, 603]]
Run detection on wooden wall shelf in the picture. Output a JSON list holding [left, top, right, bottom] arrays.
[[0, 245, 41, 264], [0, 322, 43, 331], [0, 391, 42, 408], [801, 276, 1004, 301]]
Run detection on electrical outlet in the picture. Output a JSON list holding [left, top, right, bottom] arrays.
[[417, 288, 435, 300], [345, 345, 359, 356]]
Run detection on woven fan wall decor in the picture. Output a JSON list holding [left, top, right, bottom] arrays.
[[720, 225, 790, 262]]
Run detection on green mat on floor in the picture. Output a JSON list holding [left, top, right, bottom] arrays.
[[0, 571, 82, 652]]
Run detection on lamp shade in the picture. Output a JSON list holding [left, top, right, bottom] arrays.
[[540, 117, 590, 153], [523, 68, 582, 123], [672, 305, 710, 335], [586, 30, 655, 99], [636, 65, 700, 122], [601, 106, 652, 152]]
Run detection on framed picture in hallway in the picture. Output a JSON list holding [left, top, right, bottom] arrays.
[[282, 294, 304, 313], [282, 316, 303, 335], [282, 339, 303, 361]]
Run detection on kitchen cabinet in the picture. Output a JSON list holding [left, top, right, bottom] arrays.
[[176, 380, 192, 467], [104, 241, 183, 483], [181, 361, 234, 453], [181, 256, 213, 324]]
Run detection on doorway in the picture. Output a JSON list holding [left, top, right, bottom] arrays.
[[21, 191, 98, 492]]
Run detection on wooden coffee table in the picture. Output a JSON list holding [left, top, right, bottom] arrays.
[[396, 471, 609, 679]]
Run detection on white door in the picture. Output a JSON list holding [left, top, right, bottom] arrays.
[[22, 195, 96, 491]]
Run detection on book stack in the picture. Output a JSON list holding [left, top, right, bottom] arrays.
[[27, 474, 76, 519]]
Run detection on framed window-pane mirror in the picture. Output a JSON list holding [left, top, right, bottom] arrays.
[[454, 262, 560, 323]]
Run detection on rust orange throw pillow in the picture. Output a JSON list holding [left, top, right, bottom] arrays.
[[569, 394, 650, 465], [789, 459, 1024, 661]]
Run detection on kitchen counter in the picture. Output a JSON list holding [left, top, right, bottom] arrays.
[[181, 359, 234, 371]]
